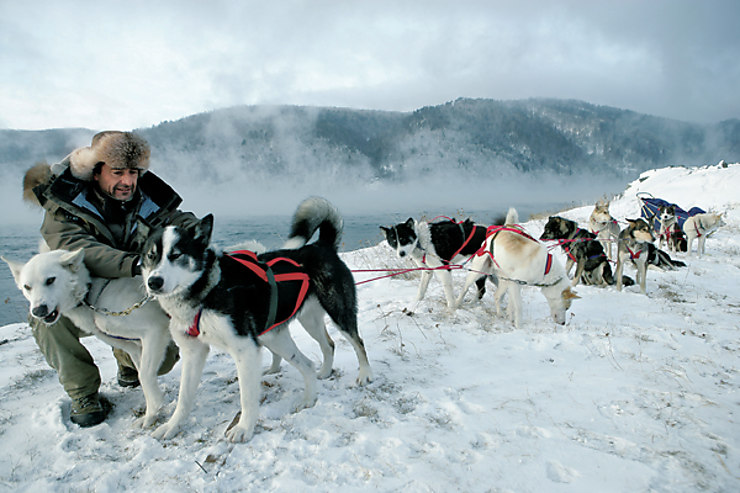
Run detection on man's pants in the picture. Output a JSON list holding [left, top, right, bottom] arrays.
[[30, 314, 179, 400]]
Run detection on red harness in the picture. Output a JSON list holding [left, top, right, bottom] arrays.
[[186, 250, 310, 338], [477, 225, 553, 276], [419, 217, 479, 266], [626, 246, 642, 259]]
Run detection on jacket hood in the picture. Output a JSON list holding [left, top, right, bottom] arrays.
[[23, 163, 52, 205]]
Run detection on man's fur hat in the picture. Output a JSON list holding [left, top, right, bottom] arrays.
[[23, 131, 150, 205], [65, 131, 150, 181]]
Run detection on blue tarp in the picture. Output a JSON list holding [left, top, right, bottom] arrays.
[[638, 192, 705, 233]]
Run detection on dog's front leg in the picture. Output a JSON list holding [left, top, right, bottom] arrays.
[[133, 329, 169, 428], [637, 261, 647, 294], [615, 255, 624, 291], [152, 337, 210, 440], [571, 259, 586, 287], [698, 236, 706, 256], [226, 339, 263, 443], [564, 257, 574, 277], [415, 269, 433, 303], [435, 269, 457, 310]]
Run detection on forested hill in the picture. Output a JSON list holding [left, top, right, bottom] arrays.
[[1, 98, 738, 183]]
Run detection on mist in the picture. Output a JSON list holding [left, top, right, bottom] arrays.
[[2, 98, 734, 230]]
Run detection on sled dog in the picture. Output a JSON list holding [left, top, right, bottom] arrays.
[[657, 205, 687, 252], [380, 217, 491, 309], [683, 212, 725, 256], [539, 215, 622, 287], [615, 218, 655, 294], [454, 208, 578, 329], [588, 200, 620, 260], [142, 197, 372, 442], [3, 249, 172, 428]]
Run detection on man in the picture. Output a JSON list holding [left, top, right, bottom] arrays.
[[24, 131, 200, 427]]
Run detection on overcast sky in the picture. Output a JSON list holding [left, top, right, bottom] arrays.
[[1, 0, 738, 130]]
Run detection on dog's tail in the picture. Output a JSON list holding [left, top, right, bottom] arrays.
[[283, 196, 343, 251], [505, 207, 519, 225], [652, 248, 686, 270]]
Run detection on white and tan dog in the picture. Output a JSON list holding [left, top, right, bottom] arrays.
[[2, 249, 172, 428], [589, 199, 620, 260], [683, 212, 725, 256], [454, 208, 578, 329]]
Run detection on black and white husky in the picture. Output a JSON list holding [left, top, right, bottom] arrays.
[[657, 205, 687, 252], [142, 197, 372, 442], [380, 217, 491, 309]]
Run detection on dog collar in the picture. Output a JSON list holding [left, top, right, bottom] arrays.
[[186, 309, 202, 337]]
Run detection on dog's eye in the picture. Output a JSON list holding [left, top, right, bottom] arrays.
[[45, 277, 56, 286], [23, 284, 31, 291], [168, 253, 181, 261]]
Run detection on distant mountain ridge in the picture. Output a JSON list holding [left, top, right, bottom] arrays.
[[1, 98, 737, 183]]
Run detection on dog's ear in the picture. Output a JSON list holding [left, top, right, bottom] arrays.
[[562, 287, 580, 300], [404, 218, 415, 229], [379, 226, 390, 238], [1, 255, 25, 285], [195, 214, 214, 243], [60, 249, 85, 273]]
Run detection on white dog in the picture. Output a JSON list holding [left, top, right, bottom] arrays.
[[454, 208, 578, 328], [3, 249, 172, 428], [683, 213, 725, 256]]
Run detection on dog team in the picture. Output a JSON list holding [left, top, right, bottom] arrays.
[[2, 131, 726, 443]]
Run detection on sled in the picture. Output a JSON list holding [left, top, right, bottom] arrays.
[[637, 192, 705, 233]]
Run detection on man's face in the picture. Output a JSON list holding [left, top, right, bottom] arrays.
[[94, 164, 139, 201]]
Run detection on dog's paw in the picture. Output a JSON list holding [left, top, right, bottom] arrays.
[[133, 413, 158, 429], [225, 423, 254, 443], [316, 365, 333, 380], [152, 421, 180, 440], [356, 369, 373, 386], [292, 393, 318, 413]]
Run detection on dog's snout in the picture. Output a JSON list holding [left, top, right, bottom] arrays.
[[147, 276, 164, 292], [399, 251, 406, 257], [32, 304, 49, 318]]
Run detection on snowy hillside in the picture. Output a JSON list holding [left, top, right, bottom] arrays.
[[0, 163, 738, 492]]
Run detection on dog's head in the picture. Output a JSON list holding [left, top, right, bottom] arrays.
[[540, 216, 576, 241], [142, 214, 214, 297], [2, 250, 89, 324], [624, 218, 655, 243], [379, 218, 418, 258], [543, 279, 579, 325], [658, 205, 676, 223], [590, 200, 612, 222], [705, 212, 726, 229]]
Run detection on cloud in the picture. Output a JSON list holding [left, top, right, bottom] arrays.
[[1, 0, 739, 130]]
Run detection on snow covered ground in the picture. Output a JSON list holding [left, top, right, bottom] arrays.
[[0, 163, 738, 492]]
